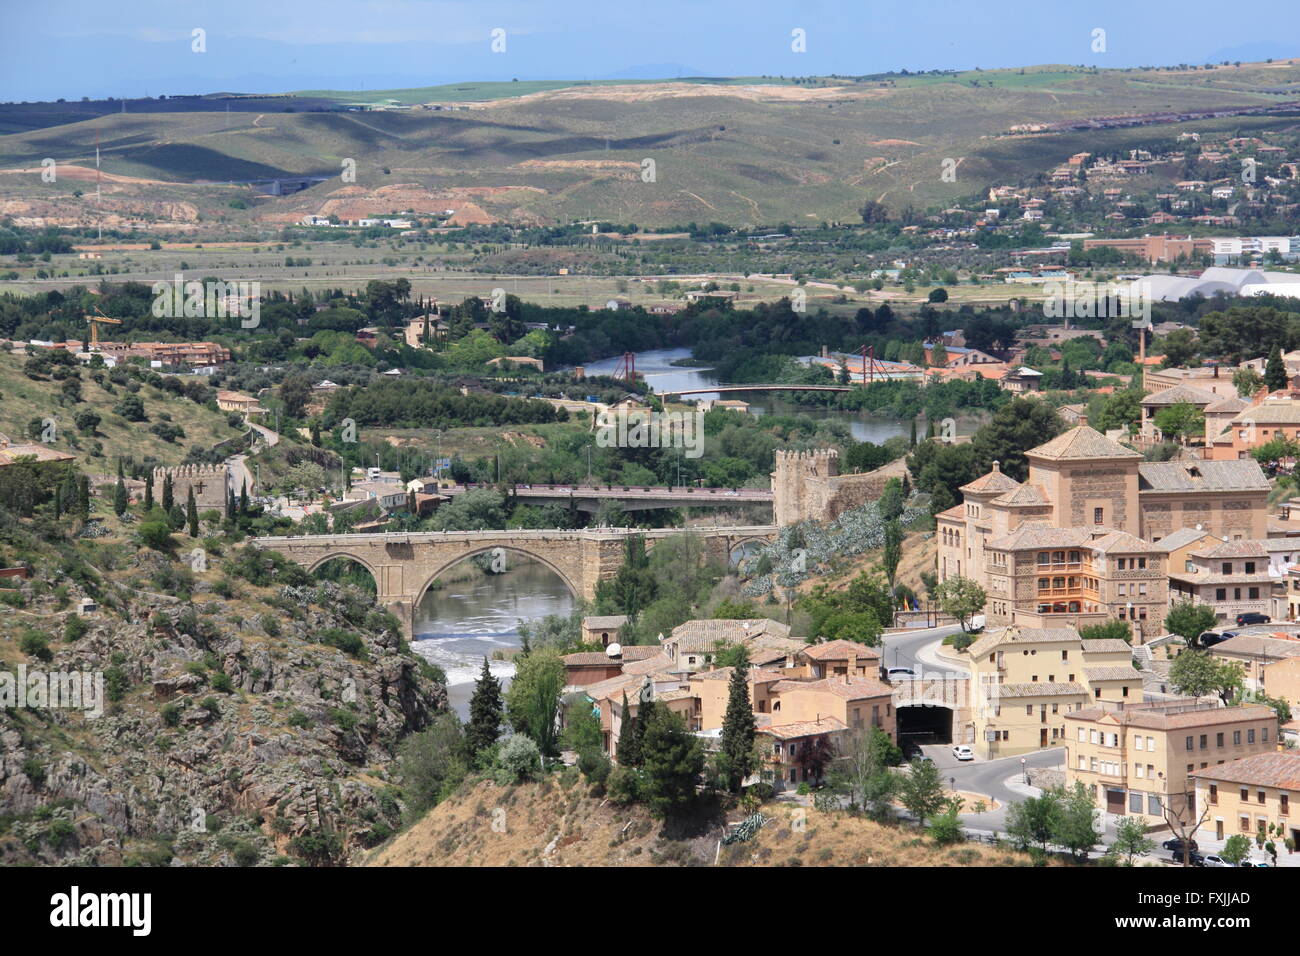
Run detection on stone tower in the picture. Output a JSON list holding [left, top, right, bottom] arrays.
[[153, 463, 229, 511], [771, 448, 839, 526]]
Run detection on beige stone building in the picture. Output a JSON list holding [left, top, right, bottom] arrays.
[[1210, 634, 1300, 692], [966, 625, 1142, 757], [1064, 700, 1278, 825], [937, 424, 1270, 641], [1190, 752, 1300, 845]]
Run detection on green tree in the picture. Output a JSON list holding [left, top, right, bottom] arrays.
[[1153, 401, 1205, 444], [1107, 816, 1155, 866], [161, 474, 174, 513], [1164, 601, 1217, 644], [1006, 789, 1062, 855], [1220, 833, 1252, 866], [186, 485, 199, 537], [1266, 345, 1288, 392], [970, 397, 1064, 482], [398, 712, 468, 820], [505, 646, 565, 757], [1079, 620, 1132, 643], [1233, 366, 1264, 398], [112, 475, 128, 516], [1169, 649, 1245, 704], [899, 758, 947, 828], [638, 707, 704, 817], [465, 657, 504, 763], [719, 648, 757, 792], [882, 519, 903, 593], [615, 691, 640, 767], [1054, 782, 1102, 862], [933, 576, 987, 632]]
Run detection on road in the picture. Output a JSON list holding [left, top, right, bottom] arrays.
[[226, 421, 280, 496], [880, 623, 968, 676]]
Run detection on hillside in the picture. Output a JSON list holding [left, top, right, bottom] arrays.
[[368, 777, 1049, 867], [2, 61, 1298, 229], [0, 350, 246, 468], [0, 514, 447, 865]]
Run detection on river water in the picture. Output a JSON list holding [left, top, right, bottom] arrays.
[[413, 347, 912, 715]]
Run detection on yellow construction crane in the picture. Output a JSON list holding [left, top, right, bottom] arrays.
[[85, 308, 121, 349]]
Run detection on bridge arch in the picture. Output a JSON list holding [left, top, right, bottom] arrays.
[[305, 551, 381, 591], [410, 544, 583, 611]]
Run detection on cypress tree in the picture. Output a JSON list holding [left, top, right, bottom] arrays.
[[144, 472, 154, 510], [75, 475, 90, 519], [1266, 346, 1288, 392], [113, 475, 128, 516], [239, 479, 248, 515], [465, 657, 503, 762], [225, 487, 235, 520], [615, 691, 639, 766], [909, 419, 917, 447], [186, 486, 199, 537], [630, 694, 655, 768], [53, 484, 62, 518], [719, 649, 757, 791], [161, 474, 174, 513]]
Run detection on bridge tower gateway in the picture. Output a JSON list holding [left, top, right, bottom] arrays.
[[771, 448, 838, 527]]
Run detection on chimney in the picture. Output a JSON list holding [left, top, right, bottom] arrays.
[[1078, 413, 1088, 427], [991, 460, 1001, 473]]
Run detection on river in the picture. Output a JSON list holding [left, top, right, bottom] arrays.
[[414, 347, 913, 714], [580, 347, 912, 444]]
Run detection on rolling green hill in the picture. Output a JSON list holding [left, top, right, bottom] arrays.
[[1, 61, 1297, 228]]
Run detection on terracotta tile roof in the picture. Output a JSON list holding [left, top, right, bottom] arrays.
[[969, 625, 1082, 659], [1189, 752, 1300, 790], [1212, 635, 1300, 660], [1236, 401, 1300, 425], [0, 441, 76, 465], [799, 639, 883, 662], [563, 652, 621, 666], [1088, 530, 1165, 554], [1084, 665, 1142, 682], [583, 615, 629, 629], [619, 646, 663, 661], [655, 688, 696, 703], [665, 618, 792, 653], [1206, 396, 1249, 414], [960, 466, 1022, 495], [1138, 459, 1269, 493], [759, 716, 849, 740], [770, 676, 893, 700], [1140, 383, 1219, 407], [985, 523, 1095, 552], [1082, 639, 1135, 655], [992, 483, 1051, 507], [622, 654, 676, 675], [1191, 539, 1270, 559], [1157, 527, 1220, 552], [1028, 425, 1141, 461], [1068, 701, 1276, 730]]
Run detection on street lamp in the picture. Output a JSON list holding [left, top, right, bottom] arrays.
[[1021, 756, 1028, 785]]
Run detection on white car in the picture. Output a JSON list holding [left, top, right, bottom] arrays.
[[952, 745, 974, 761], [887, 667, 917, 680], [1202, 854, 1234, 868]]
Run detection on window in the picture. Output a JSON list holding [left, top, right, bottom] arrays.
[[1200, 734, 1208, 750], [1148, 795, 1161, 817], [1216, 588, 1227, 601], [1258, 790, 1266, 805], [1135, 735, 1144, 751], [1249, 587, 1259, 600], [1129, 791, 1143, 813], [1062, 650, 1069, 661], [1248, 729, 1256, 744], [1282, 795, 1289, 816], [1135, 764, 1145, 778], [1245, 561, 1256, 574], [1078, 727, 1087, 742], [1209, 784, 1218, 805], [1234, 730, 1241, 745], [1240, 815, 1252, 832], [1222, 562, 1233, 575], [1094, 507, 1104, 524], [1217, 733, 1224, 747], [1241, 788, 1249, 802], [1185, 736, 1194, 751]]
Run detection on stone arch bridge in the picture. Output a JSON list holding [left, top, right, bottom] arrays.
[[250, 526, 777, 637]]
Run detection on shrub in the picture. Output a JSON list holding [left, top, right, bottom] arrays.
[[494, 735, 542, 784], [63, 615, 88, 642], [19, 629, 52, 661], [606, 765, 640, 805], [210, 671, 234, 693]]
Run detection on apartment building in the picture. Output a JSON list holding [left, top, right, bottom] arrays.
[[757, 717, 849, 788], [1064, 701, 1278, 825], [1168, 539, 1288, 624], [1210, 634, 1300, 692], [966, 626, 1142, 758], [1191, 752, 1300, 845]]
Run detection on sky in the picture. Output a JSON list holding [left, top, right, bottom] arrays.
[[1, 0, 1298, 102]]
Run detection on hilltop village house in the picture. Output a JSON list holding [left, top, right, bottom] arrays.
[[936, 423, 1270, 641]]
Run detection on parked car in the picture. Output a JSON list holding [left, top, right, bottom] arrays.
[[1202, 854, 1234, 868], [1237, 612, 1270, 626], [1240, 860, 1270, 868], [952, 745, 974, 761], [1197, 631, 1229, 648], [1170, 850, 1205, 866], [887, 666, 917, 680], [1162, 837, 1199, 854]]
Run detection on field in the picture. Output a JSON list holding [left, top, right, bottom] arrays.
[[1, 60, 1297, 233]]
